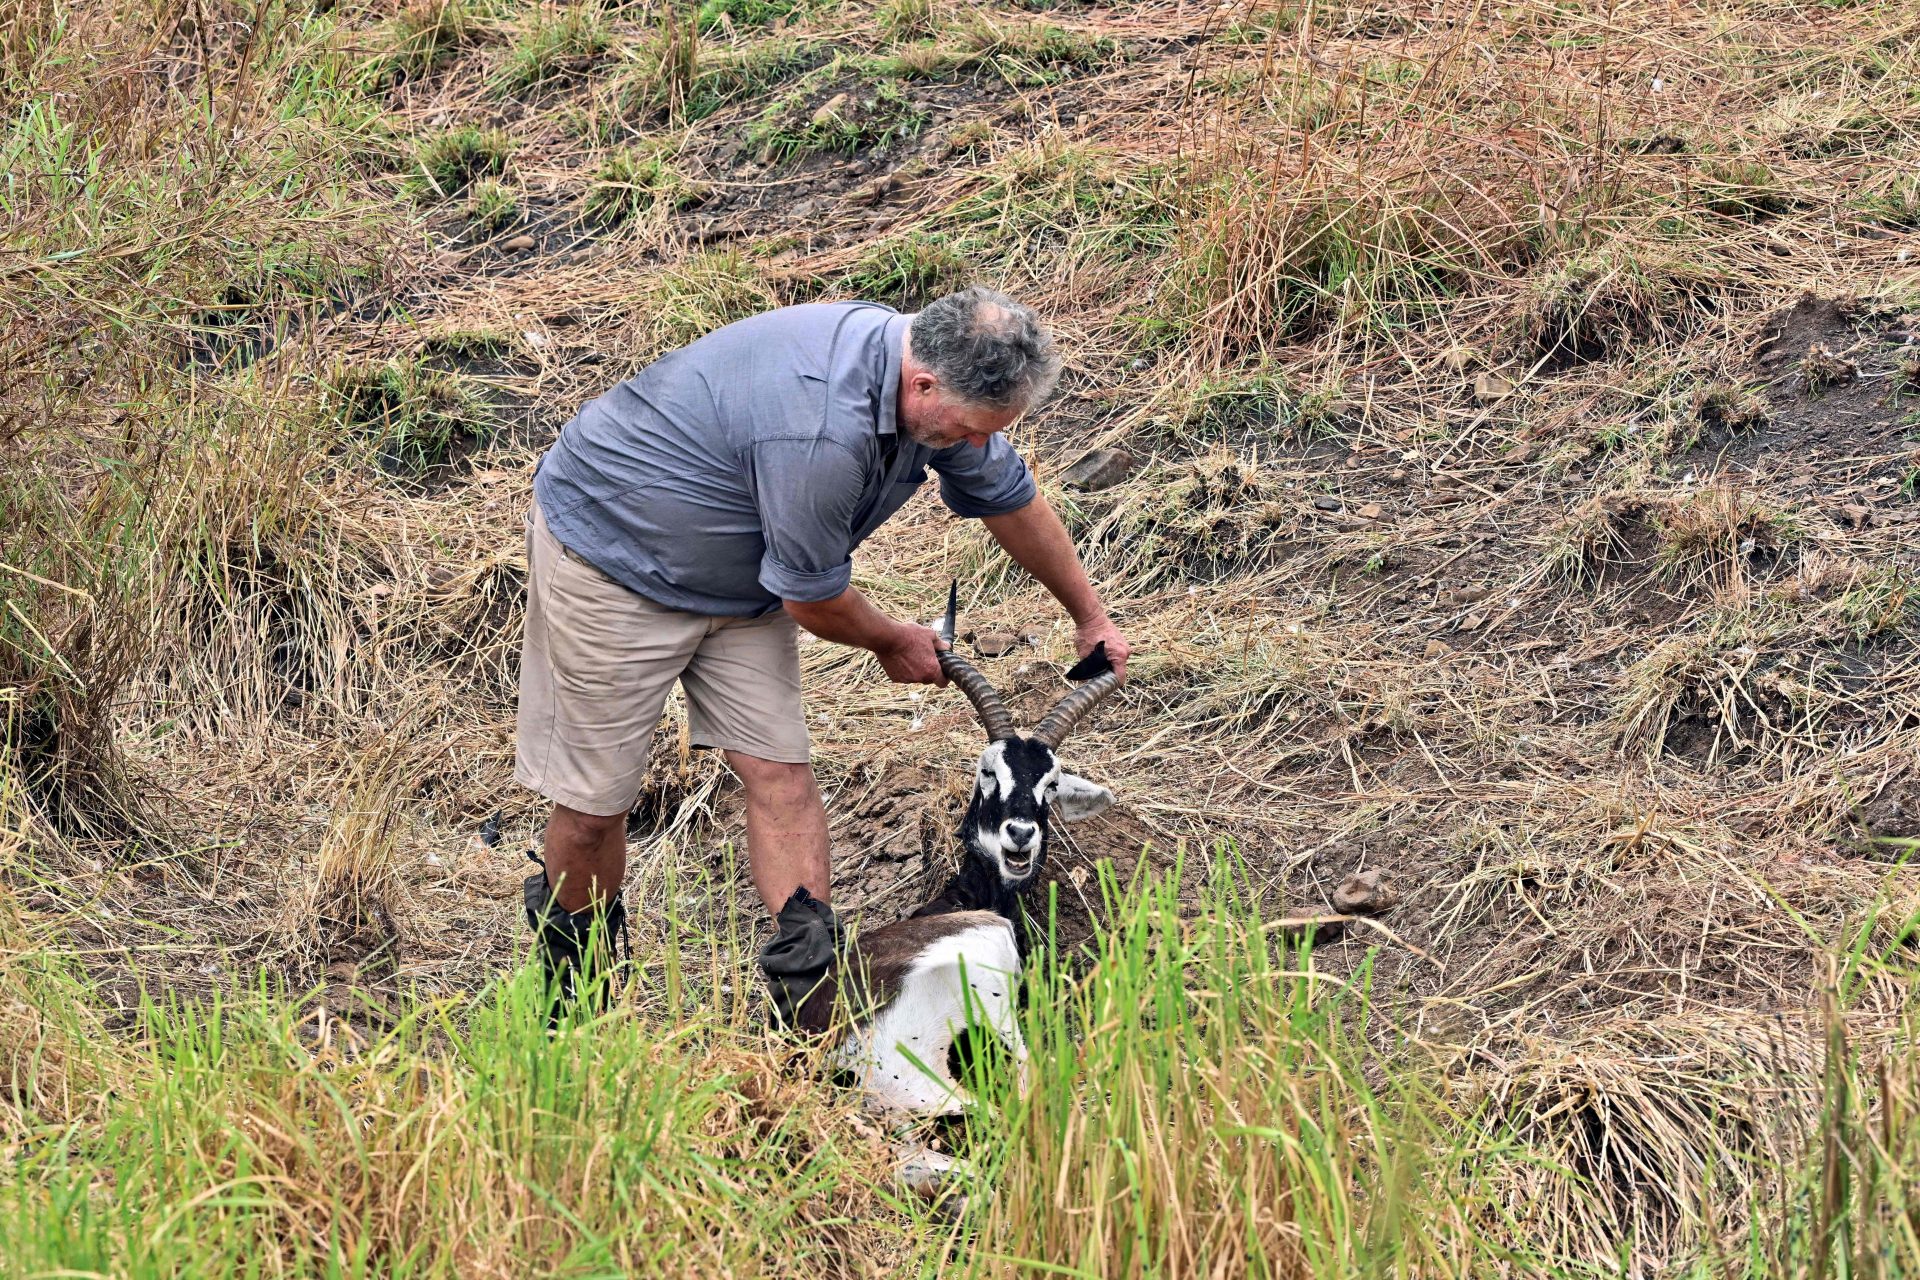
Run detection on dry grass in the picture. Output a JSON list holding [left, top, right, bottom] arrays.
[[4, 0, 1920, 1272]]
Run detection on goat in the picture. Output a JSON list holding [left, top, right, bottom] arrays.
[[789, 583, 1122, 1116]]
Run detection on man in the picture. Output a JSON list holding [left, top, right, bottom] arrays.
[[515, 286, 1130, 1016]]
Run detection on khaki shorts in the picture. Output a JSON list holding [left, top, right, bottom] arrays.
[[515, 501, 811, 817]]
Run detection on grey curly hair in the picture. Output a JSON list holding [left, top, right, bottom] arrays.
[[908, 287, 1063, 412]]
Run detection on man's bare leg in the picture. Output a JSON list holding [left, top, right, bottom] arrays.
[[543, 803, 627, 912], [725, 751, 830, 912]]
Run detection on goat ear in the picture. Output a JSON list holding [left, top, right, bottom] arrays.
[[1053, 772, 1114, 822]]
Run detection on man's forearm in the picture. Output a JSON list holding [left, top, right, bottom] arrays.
[[980, 495, 1107, 623], [783, 585, 907, 651], [785, 585, 948, 685]]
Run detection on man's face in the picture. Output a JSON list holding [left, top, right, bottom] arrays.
[[899, 374, 1022, 450]]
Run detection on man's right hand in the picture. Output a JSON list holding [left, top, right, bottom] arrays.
[[875, 625, 950, 686], [783, 587, 949, 685]]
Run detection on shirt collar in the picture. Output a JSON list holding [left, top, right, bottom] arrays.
[[876, 311, 908, 438]]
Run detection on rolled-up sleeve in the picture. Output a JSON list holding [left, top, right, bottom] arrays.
[[748, 437, 865, 602], [932, 435, 1036, 518]]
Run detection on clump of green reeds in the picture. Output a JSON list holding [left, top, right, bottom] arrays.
[[841, 232, 970, 308], [407, 126, 515, 199], [328, 358, 494, 475], [960, 852, 1544, 1275], [372, 0, 480, 85]]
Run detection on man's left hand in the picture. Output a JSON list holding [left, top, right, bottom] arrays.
[[1075, 615, 1130, 683]]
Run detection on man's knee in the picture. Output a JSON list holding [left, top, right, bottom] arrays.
[[726, 752, 817, 799], [548, 803, 625, 848]]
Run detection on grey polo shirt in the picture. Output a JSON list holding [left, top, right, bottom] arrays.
[[532, 301, 1037, 617]]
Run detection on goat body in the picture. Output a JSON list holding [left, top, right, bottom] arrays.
[[827, 910, 1026, 1113]]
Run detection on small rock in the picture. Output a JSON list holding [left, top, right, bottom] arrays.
[[974, 631, 1020, 658], [1388, 468, 1408, 483], [1839, 503, 1873, 529], [1357, 502, 1384, 520], [1332, 868, 1399, 916], [502, 234, 536, 252], [1455, 585, 1490, 603], [1312, 495, 1342, 512], [1473, 371, 1514, 404], [811, 93, 851, 127], [1441, 345, 1477, 374], [1461, 610, 1488, 630], [1423, 639, 1449, 658], [1060, 447, 1134, 492]]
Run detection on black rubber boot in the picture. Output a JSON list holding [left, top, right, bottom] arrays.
[[524, 852, 630, 1027], [757, 886, 843, 1034]]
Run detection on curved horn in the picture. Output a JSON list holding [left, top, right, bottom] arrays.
[[935, 581, 1016, 741], [1031, 666, 1121, 750]]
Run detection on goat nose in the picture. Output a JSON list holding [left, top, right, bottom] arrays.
[[1005, 821, 1037, 848]]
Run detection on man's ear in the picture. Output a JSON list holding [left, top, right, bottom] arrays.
[[1053, 772, 1114, 822]]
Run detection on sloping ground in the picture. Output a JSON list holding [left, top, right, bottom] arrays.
[[5, 0, 1920, 1272]]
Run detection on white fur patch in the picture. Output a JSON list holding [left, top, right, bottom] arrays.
[[1031, 760, 1061, 808], [833, 914, 1028, 1114], [974, 741, 1014, 803]]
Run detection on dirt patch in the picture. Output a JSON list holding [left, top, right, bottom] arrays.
[[1032, 800, 1162, 956], [1850, 770, 1920, 843], [1516, 256, 1723, 372], [1687, 294, 1920, 476]]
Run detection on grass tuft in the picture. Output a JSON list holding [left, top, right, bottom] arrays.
[[372, 0, 479, 85], [497, 4, 611, 93], [464, 177, 519, 231], [407, 125, 514, 199], [585, 146, 700, 226], [1696, 383, 1772, 435], [886, 17, 1121, 86], [840, 232, 969, 307], [328, 360, 495, 476], [697, 0, 814, 33]]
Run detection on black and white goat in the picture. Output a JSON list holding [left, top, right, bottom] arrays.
[[795, 584, 1121, 1115]]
